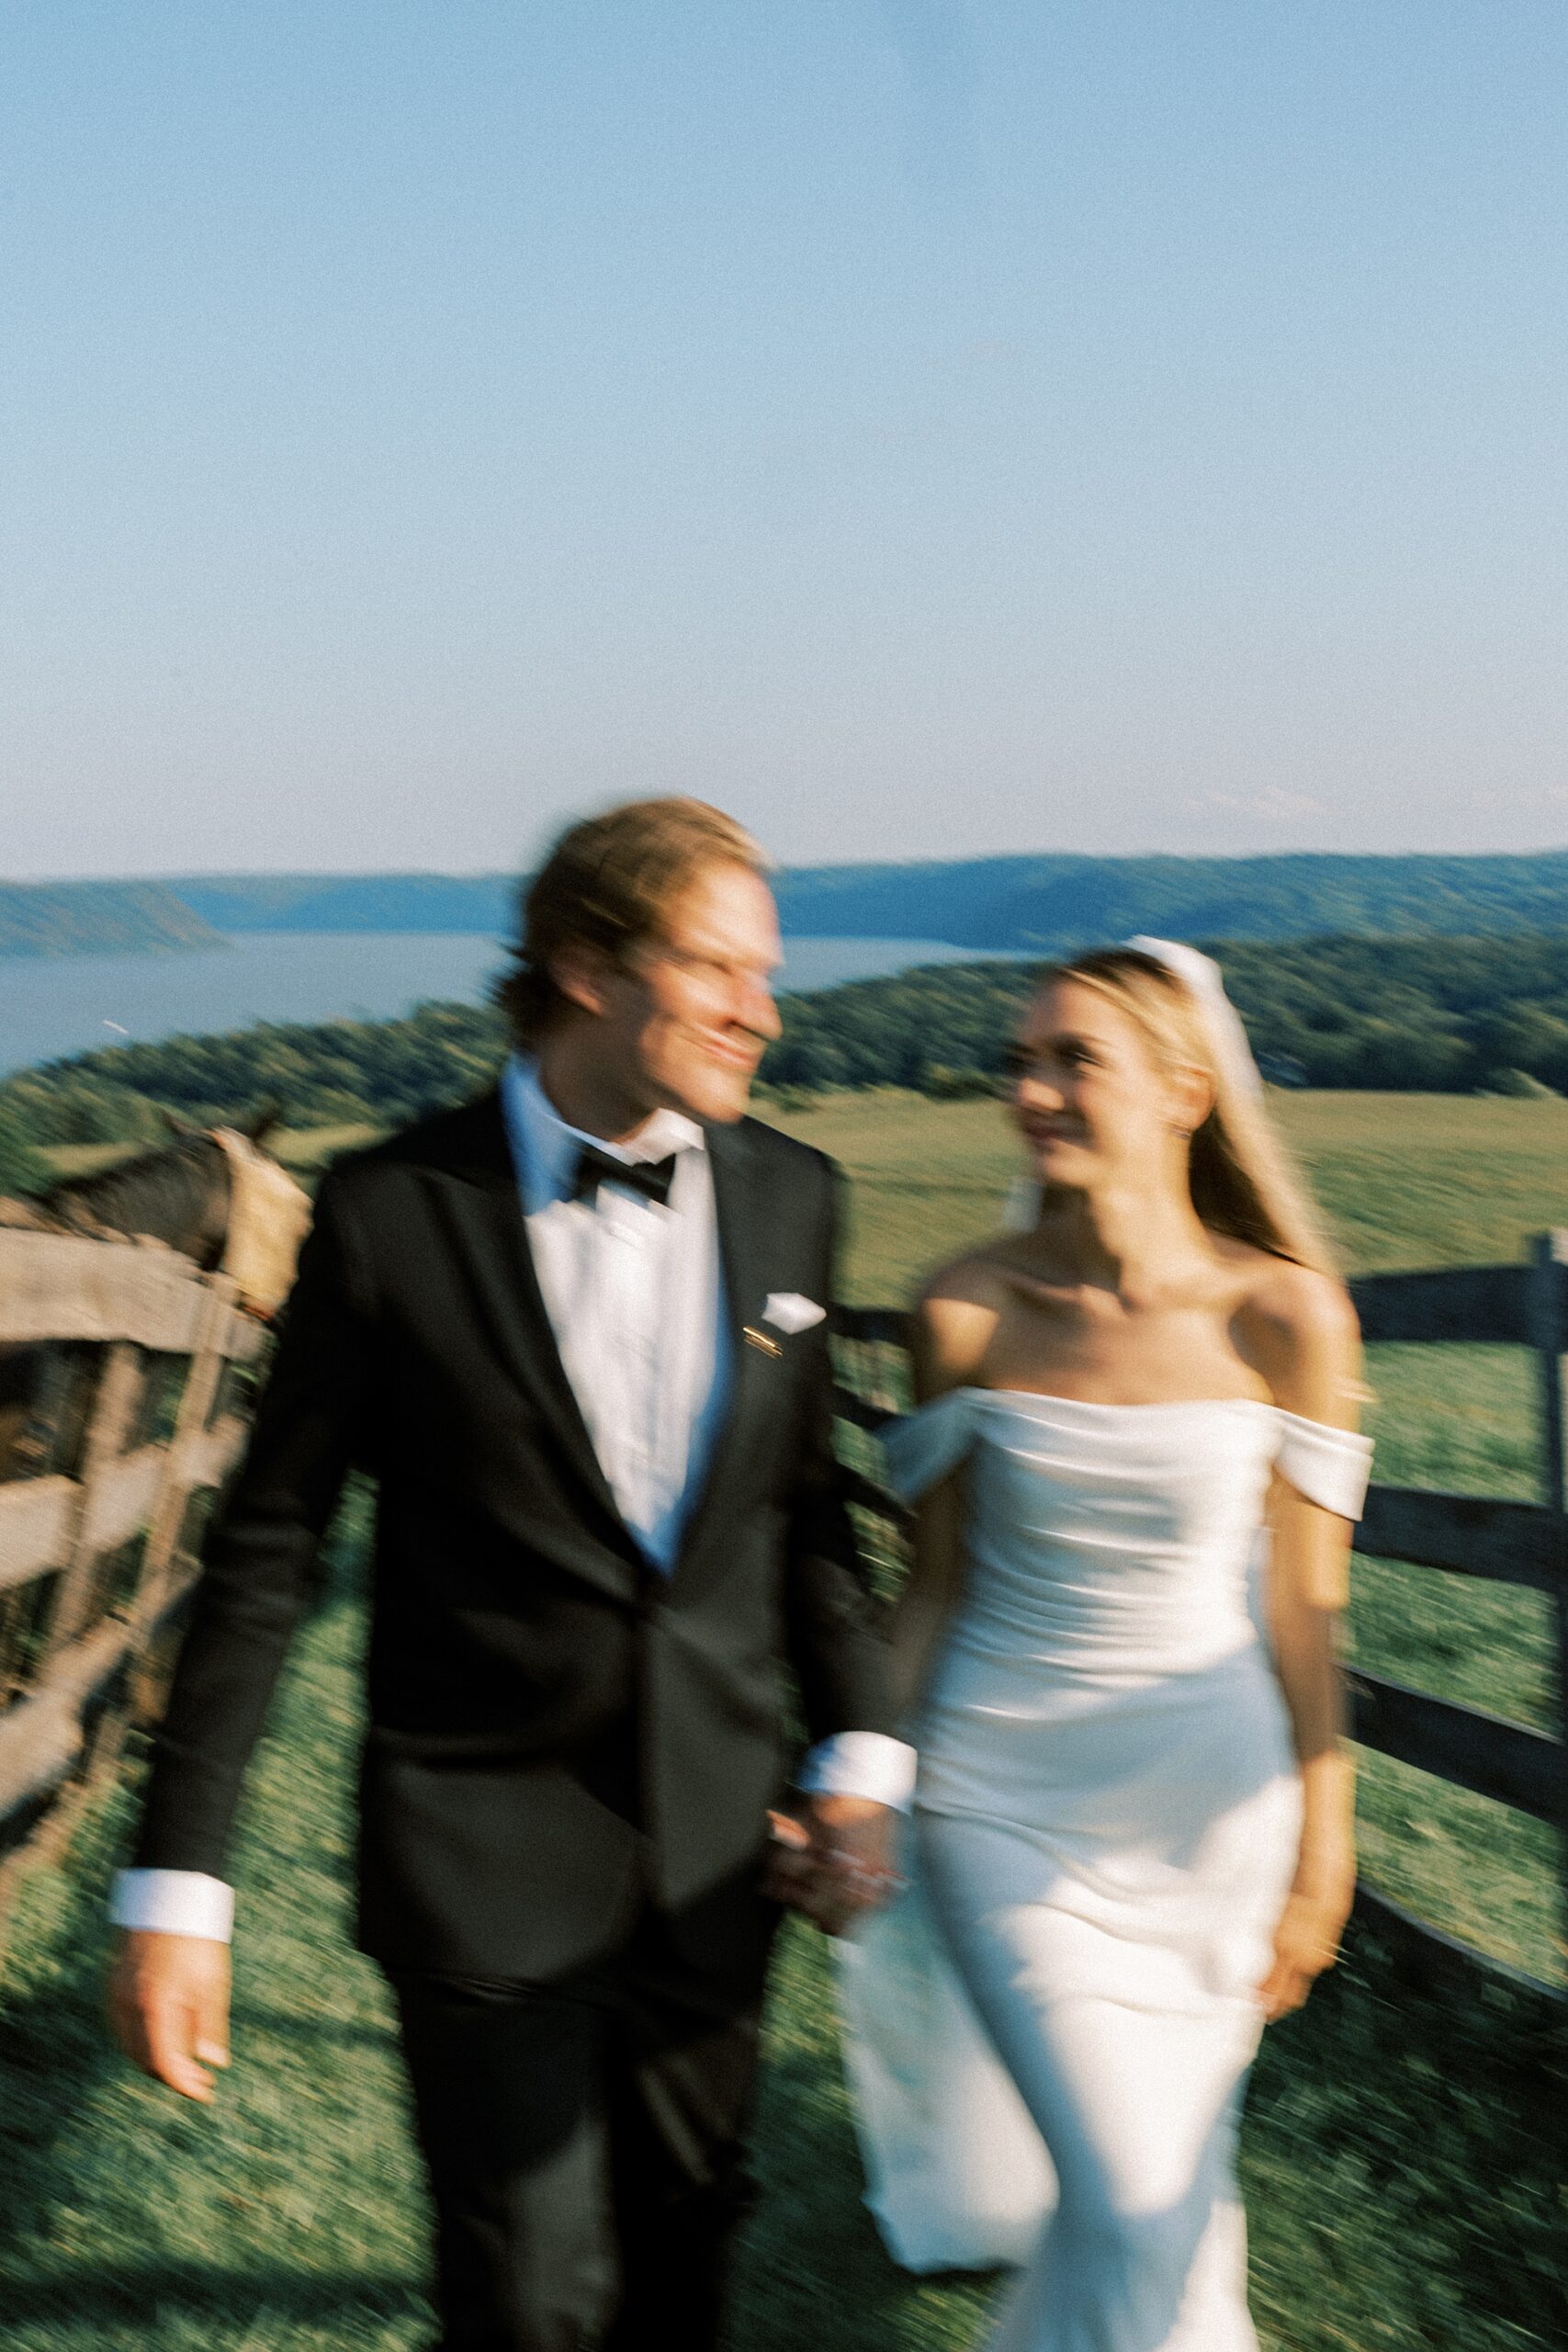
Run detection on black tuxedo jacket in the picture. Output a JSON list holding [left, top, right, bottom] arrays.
[[132, 1091, 895, 1982]]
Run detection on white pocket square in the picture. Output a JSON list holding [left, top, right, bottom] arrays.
[[763, 1292, 827, 1335]]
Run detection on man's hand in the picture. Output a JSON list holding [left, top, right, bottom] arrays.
[[108, 1930, 231, 2102], [764, 1795, 901, 1936]]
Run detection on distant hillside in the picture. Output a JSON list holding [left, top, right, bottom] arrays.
[[28, 847, 1568, 957], [166, 872, 515, 934], [0, 881, 222, 959], [11, 931, 1568, 1144], [767, 933, 1568, 1097], [771, 850, 1568, 950], [163, 850, 1568, 951]]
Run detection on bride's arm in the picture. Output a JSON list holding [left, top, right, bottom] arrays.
[[1262, 1474, 1357, 2020], [886, 1288, 988, 1726], [889, 1466, 965, 1727], [1245, 1262, 1365, 2021]]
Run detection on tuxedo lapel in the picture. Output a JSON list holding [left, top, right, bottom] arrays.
[[674, 1120, 776, 1569], [422, 1094, 633, 1555]]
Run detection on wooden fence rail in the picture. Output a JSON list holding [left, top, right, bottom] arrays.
[[0, 1229, 265, 1935], [832, 1231, 1568, 2008], [3, 1223, 1564, 2006]]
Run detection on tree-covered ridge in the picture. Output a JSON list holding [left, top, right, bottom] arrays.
[[0, 1001, 508, 1146], [22, 845, 1568, 956], [0, 881, 223, 959], [166, 872, 517, 934], [766, 933, 1568, 1095], [152, 850, 1568, 948], [10, 933, 1568, 1148], [774, 850, 1568, 949]]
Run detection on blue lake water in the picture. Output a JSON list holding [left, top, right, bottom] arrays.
[[0, 933, 1003, 1078]]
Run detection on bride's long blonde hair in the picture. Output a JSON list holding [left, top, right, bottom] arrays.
[[1030, 947, 1337, 1276]]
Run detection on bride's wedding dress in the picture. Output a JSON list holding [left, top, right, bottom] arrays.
[[837, 1387, 1371, 2350]]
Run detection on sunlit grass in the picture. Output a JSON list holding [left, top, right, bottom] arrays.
[[4, 1087, 1564, 2349]]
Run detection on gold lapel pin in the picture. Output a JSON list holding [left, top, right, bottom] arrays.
[[742, 1325, 783, 1357]]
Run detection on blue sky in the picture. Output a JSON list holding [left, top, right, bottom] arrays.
[[4, 3, 1566, 876]]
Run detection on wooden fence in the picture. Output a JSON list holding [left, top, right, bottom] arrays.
[[1, 1220, 1563, 2006], [833, 1230, 1568, 2008], [0, 1228, 265, 1941]]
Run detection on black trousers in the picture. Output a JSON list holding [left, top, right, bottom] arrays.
[[388, 1914, 774, 2352]]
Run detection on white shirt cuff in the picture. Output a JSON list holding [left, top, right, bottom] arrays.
[[109, 1868, 235, 1942], [796, 1731, 917, 1813]]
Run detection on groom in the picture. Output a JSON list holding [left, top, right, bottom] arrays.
[[108, 797, 910, 2350]]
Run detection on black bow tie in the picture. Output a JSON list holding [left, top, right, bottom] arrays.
[[569, 1143, 680, 1209]]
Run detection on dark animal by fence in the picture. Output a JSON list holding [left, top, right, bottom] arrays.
[[0, 1105, 308, 1938], [0, 1109, 310, 1485], [0, 1224, 279, 1942]]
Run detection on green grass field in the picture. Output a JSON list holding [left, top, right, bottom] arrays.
[[3, 1091, 1564, 2350]]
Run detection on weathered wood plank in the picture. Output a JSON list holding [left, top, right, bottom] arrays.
[[1349, 1882, 1565, 2007], [832, 1461, 1568, 1588], [78, 1440, 164, 1558], [40, 1341, 145, 1655], [840, 1465, 911, 1525], [1355, 1485, 1563, 1590], [1348, 1670, 1563, 1823], [841, 1274, 1553, 1351], [181, 1413, 247, 1492], [832, 1306, 908, 1348], [1526, 1230, 1568, 1937], [0, 1417, 248, 1597], [1347, 1263, 1539, 1346], [223, 1311, 268, 1363], [0, 1231, 209, 1350], [832, 1384, 898, 1435], [0, 1615, 132, 1821], [0, 1477, 74, 1595]]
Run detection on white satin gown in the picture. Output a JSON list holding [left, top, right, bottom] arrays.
[[836, 1390, 1371, 2351]]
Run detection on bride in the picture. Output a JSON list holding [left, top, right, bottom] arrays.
[[837, 941, 1371, 2351]]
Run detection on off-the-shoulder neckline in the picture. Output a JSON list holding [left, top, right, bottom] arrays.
[[924, 1387, 1365, 1438]]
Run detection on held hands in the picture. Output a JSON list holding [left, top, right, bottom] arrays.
[[763, 1795, 904, 1936], [108, 1929, 231, 2102]]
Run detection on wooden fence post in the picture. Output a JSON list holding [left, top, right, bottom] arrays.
[[1527, 1231, 1568, 1970], [136, 1272, 235, 1626], [42, 1340, 144, 1657]]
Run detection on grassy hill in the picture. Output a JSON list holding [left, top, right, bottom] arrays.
[[1, 1089, 1562, 2352]]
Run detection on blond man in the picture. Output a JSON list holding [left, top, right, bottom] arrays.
[[109, 800, 907, 2351]]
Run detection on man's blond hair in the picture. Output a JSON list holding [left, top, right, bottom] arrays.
[[495, 797, 770, 1046]]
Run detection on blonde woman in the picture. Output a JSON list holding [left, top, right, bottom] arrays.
[[838, 943, 1371, 2352]]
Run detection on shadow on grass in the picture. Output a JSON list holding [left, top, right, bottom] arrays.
[[1243, 1927, 1567, 2351], [0, 2263, 425, 2330], [0, 1573, 426, 2349], [1, 1786, 148, 2245], [5, 1570, 1562, 2352], [738, 1912, 1567, 2352], [734, 1918, 998, 2351], [225, 2006, 400, 2051]]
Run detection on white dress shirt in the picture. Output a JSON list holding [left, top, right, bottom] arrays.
[[110, 1056, 912, 1941], [500, 1054, 728, 1572]]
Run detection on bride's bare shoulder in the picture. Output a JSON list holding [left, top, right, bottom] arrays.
[[1229, 1250, 1363, 1422], [910, 1245, 1014, 1391]]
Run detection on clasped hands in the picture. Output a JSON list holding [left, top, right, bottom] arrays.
[[763, 1794, 904, 1936]]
